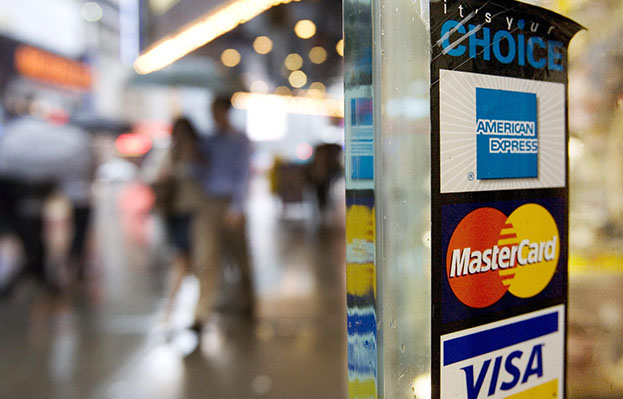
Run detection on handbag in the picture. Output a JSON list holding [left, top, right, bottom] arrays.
[[152, 177, 176, 213]]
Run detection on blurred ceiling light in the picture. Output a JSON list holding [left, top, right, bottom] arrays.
[[82, 2, 103, 22], [294, 19, 316, 39], [288, 70, 307, 88], [284, 53, 303, 71], [253, 36, 273, 54], [308, 82, 326, 98], [134, 0, 301, 74], [309, 82, 326, 92], [232, 92, 344, 117], [250, 80, 269, 93], [305, 89, 323, 99], [275, 86, 292, 96], [221, 48, 241, 67], [336, 39, 344, 56], [309, 46, 327, 64]]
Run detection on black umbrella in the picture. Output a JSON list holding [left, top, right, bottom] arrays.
[[70, 113, 132, 134], [0, 117, 91, 182]]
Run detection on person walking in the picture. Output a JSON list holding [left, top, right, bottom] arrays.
[[154, 117, 203, 322], [191, 97, 255, 335], [61, 134, 95, 285], [0, 115, 83, 298]]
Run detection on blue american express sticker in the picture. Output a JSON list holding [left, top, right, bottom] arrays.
[[476, 88, 538, 180]]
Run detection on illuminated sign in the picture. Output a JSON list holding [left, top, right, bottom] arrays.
[[14, 45, 92, 91]]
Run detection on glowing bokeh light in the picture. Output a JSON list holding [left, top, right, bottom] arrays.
[[115, 133, 152, 157], [275, 86, 292, 96], [82, 2, 103, 22], [336, 39, 344, 56], [296, 142, 314, 161], [288, 70, 307, 88], [309, 46, 327, 64], [221, 48, 241, 67], [253, 36, 273, 54], [294, 20, 316, 39], [284, 53, 303, 71], [307, 82, 326, 98]]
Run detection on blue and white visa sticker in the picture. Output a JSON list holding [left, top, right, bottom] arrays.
[[441, 305, 564, 398]]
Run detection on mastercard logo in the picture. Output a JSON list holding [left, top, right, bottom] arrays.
[[446, 204, 560, 308]]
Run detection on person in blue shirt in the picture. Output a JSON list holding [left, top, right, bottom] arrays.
[[191, 96, 255, 335]]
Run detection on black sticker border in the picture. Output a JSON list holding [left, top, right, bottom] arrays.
[[429, 0, 582, 397]]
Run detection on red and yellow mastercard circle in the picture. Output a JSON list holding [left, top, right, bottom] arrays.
[[446, 204, 560, 308]]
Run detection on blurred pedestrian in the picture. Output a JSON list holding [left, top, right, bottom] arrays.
[[191, 96, 255, 335], [308, 143, 343, 214], [60, 135, 95, 285], [0, 115, 72, 297], [0, 177, 24, 296], [153, 117, 203, 322]]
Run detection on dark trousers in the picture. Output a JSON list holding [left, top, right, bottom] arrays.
[[69, 205, 91, 280], [0, 178, 55, 295]]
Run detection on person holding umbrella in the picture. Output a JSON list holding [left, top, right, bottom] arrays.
[[0, 111, 90, 297]]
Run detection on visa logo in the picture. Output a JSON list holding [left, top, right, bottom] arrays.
[[441, 307, 565, 399], [462, 343, 544, 399]]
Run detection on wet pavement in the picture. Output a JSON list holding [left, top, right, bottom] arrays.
[[0, 176, 347, 399]]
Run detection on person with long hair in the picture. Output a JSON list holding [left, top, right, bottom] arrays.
[[154, 117, 203, 322]]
